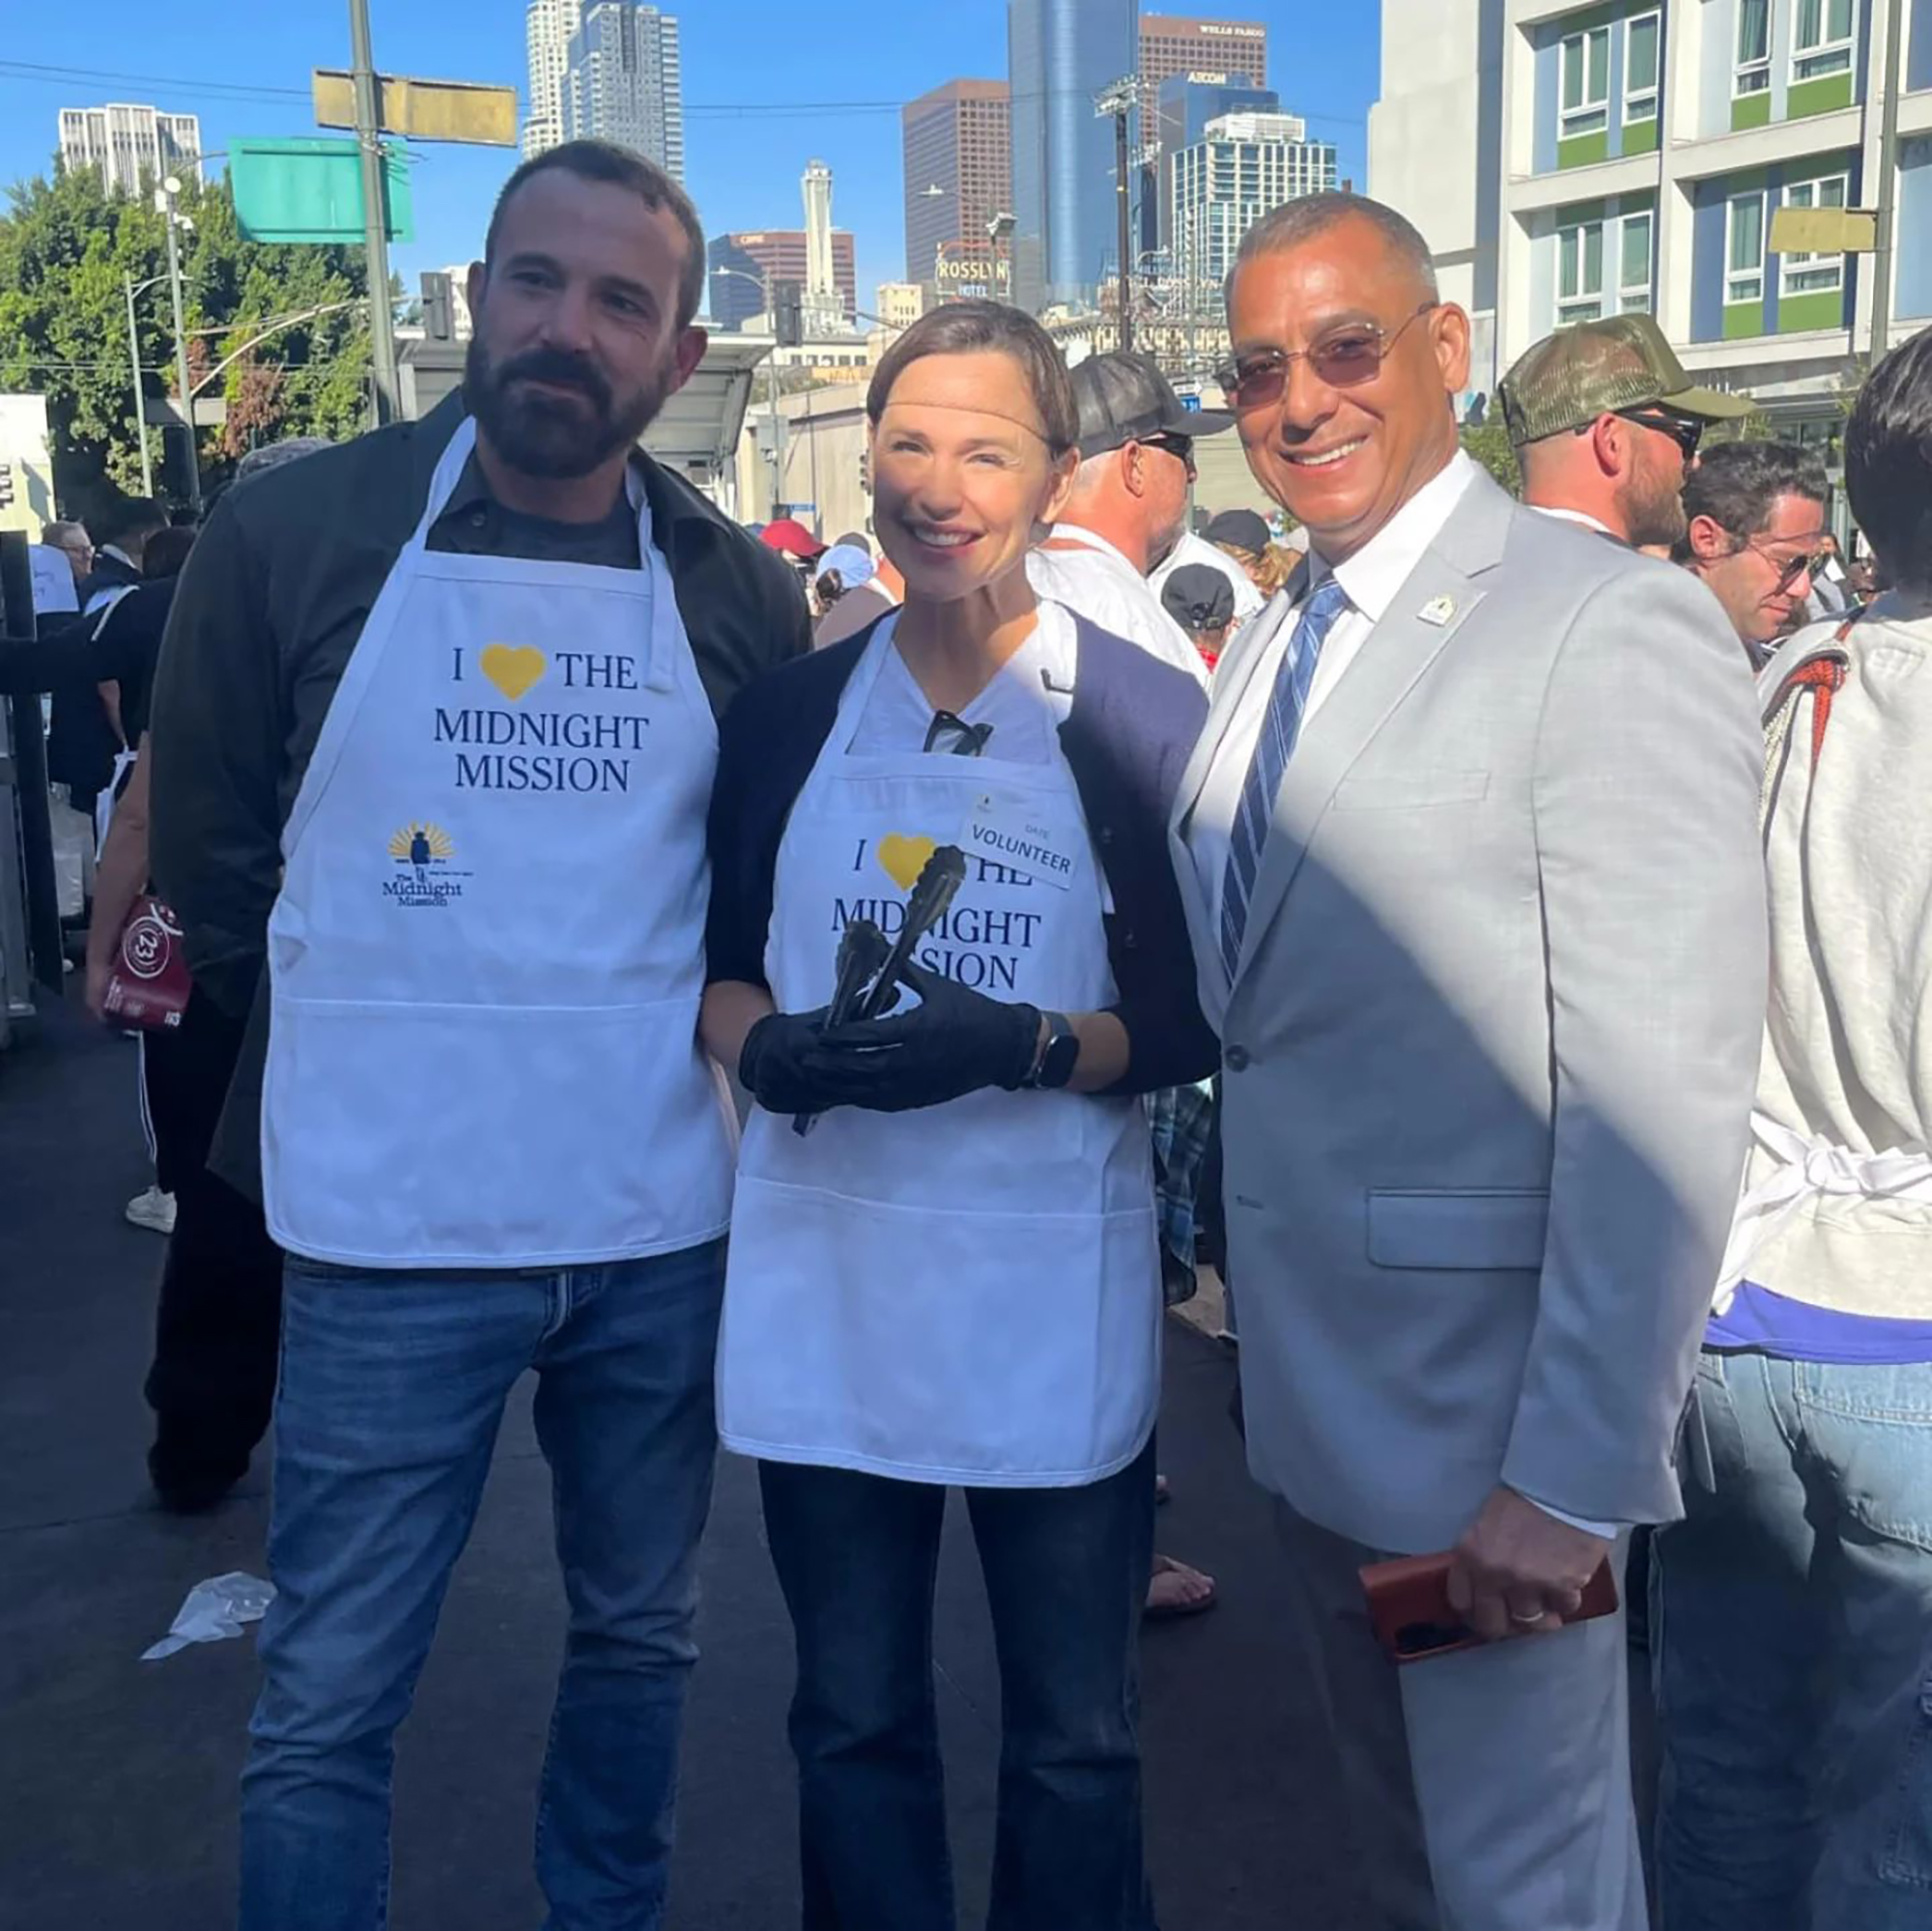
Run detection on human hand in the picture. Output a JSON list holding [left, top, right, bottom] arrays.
[[816, 962, 1041, 1112], [738, 1008, 882, 1116], [1446, 1486, 1612, 1642], [84, 956, 113, 1025]]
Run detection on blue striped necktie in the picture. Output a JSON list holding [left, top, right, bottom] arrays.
[[1219, 577, 1352, 981]]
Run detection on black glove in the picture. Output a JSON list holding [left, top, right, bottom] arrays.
[[738, 1008, 888, 1116], [814, 962, 1041, 1113]]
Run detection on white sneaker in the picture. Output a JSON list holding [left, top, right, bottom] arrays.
[[126, 1186, 177, 1235]]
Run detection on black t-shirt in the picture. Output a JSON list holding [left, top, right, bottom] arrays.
[[90, 577, 181, 745]]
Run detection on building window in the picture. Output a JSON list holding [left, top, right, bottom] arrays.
[[1625, 13, 1662, 121], [1620, 210, 1655, 309], [1560, 25, 1611, 136], [1780, 173, 1849, 293], [1736, 0, 1773, 93], [1558, 218, 1605, 322], [1726, 190, 1765, 303], [1792, 0, 1856, 80]]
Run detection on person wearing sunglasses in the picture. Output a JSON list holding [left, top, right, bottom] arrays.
[[1172, 190, 1767, 1931], [1496, 314, 1754, 550], [1674, 439, 1832, 667], [1026, 351, 1240, 688]]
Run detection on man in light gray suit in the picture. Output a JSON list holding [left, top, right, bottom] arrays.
[[1172, 192, 1767, 1928]]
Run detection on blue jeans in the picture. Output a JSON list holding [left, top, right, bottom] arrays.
[[240, 1241, 726, 1931], [1652, 1350, 1932, 1930], [758, 1438, 1157, 1931]]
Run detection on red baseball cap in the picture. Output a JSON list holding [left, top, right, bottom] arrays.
[[759, 518, 826, 560]]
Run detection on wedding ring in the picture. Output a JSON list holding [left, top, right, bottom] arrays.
[[1508, 1607, 1548, 1627]]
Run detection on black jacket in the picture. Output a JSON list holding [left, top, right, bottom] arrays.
[[706, 611, 1218, 1096]]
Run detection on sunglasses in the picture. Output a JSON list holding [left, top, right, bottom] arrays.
[[1609, 408, 1704, 463], [1734, 536, 1829, 596], [1214, 301, 1439, 412], [1139, 432, 1196, 473]]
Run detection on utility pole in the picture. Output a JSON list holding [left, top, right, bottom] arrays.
[[123, 273, 155, 497], [349, 0, 401, 424], [1095, 77, 1137, 353], [159, 182, 201, 515], [1868, 0, 1906, 364]]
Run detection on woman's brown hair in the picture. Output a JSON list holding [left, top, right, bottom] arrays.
[[867, 300, 1078, 458]]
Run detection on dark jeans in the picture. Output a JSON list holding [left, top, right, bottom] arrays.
[[140, 989, 283, 1491], [758, 1437, 1157, 1931]]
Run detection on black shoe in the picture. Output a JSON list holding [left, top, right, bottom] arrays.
[[149, 1441, 248, 1514]]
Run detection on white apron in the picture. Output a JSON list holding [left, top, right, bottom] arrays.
[[262, 415, 735, 1268], [717, 616, 1161, 1487]]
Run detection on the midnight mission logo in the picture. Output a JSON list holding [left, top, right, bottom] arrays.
[[384, 822, 469, 907]]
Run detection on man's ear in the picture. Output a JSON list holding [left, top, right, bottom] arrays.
[[1686, 513, 1732, 563], [1589, 413, 1630, 479], [466, 259, 487, 327], [668, 326, 708, 395], [1121, 441, 1148, 501]]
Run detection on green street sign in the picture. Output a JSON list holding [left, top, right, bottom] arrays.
[[231, 137, 413, 245]]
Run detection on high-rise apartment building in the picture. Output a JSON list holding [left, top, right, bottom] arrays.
[[1370, 0, 1932, 432], [1136, 14, 1268, 136], [707, 231, 858, 330], [901, 80, 1013, 287], [524, 0, 582, 157], [1171, 111, 1340, 292], [1151, 71, 1280, 249], [1008, 0, 1138, 310], [559, 3, 685, 179], [58, 104, 203, 197]]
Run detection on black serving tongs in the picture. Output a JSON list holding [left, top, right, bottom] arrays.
[[791, 843, 968, 1136]]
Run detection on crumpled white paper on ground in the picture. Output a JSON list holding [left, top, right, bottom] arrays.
[[141, 1572, 276, 1661]]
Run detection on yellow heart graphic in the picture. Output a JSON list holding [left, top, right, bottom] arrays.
[[480, 643, 548, 702], [877, 833, 937, 891]]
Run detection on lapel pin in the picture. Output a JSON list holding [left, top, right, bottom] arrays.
[[1418, 594, 1458, 627]]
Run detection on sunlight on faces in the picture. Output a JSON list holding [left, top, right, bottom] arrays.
[[1696, 492, 1829, 646], [1227, 218, 1468, 563], [1617, 424, 1692, 551], [466, 171, 706, 480], [869, 350, 1077, 605]]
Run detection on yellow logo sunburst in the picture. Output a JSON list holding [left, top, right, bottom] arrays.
[[388, 822, 455, 862]]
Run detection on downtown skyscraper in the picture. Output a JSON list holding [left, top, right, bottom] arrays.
[[524, 0, 685, 181]]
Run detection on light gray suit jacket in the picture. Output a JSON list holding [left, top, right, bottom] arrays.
[[1172, 473, 1768, 1553]]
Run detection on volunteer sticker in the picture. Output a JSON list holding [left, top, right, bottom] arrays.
[[963, 791, 1080, 891]]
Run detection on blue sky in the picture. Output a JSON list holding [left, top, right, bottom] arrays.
[[0, 2, 1378, 314]]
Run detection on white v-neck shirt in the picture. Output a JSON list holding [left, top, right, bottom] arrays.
[[1185, 451, 1480, 938]]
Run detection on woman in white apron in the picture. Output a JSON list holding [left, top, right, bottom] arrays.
[[701, 303, 1215, 1930]]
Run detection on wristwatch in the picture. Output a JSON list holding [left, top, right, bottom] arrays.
[[1025, 1010, 1080, 1091]]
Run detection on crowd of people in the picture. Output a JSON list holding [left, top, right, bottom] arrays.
[[19, 131, 1932, 1930]]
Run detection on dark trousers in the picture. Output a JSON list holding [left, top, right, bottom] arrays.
[[140, 990, 282, 1490], [758, 1437, 1157, 1931]]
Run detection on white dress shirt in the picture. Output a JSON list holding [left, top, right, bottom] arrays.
[[1531, 504, 1618, 539], [1186, 450, 1481, 938], [1026, 525, 1210, 687], [1149, 528, 1265, 624]]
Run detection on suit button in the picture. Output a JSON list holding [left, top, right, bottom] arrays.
[[1225, 1045, 1250, 1071], [1122, 929, 1139, 951]]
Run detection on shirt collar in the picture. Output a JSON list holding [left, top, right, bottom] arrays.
[[1532, 503, 1618, 539], [1307, 450, 1480, 621], [1039, 522, 1138, 573], [101, 544, 137, 569]]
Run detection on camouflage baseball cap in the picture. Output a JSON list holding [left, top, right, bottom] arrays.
[[1497, 313, 1754, 447]]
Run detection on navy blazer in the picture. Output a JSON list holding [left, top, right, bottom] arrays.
[[706, 611, 1217, 1096]]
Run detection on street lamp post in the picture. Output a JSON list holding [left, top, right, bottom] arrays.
[[157, 176, 201, 515], [713, 266, 787, 519], [1095, 77, 1138, 352], [122, 270, 167, 497], [987, 212, 1017, 306]]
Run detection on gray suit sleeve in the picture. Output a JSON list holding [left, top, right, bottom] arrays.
[[1501, 563, 1767, 1527], [148, 497, 284, 1020]]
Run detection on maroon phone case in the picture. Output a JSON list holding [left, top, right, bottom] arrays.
[[1359, 1551, 1620, 1664]]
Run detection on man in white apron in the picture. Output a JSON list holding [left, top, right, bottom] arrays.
[[148, 142, 810, 1929], [1654, 325, 1932, 1931]]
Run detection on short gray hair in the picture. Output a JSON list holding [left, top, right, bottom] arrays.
[[1227, 191, 1440, 308], [235, 437, 332, 484]]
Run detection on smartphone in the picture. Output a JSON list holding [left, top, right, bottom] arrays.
[[1358, 1551, 1620, 1665]]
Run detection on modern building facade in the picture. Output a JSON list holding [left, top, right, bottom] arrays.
[[1152, 71, 1282, 248], [58, 104, 203, 197], [1137, 13, 1269, 136], [523, 0, 582, 156], [558, 3, 685, 179], [1008, 0, 1138, 310], [875, 282, 928, 330], [707, 231, 857, 330], [1372, 0, 1932, 432], [901, 80, 1013, 288], [1171, 111, 1341, 292]]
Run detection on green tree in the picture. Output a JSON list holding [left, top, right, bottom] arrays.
[[0, 162, 373, 514], [1460, 416, 1521, 497]]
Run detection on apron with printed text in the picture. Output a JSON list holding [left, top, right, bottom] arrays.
[[717, 617, 1160, 1487], [261, 415, 735, 1268]]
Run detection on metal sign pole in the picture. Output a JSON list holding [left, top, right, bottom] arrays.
[[350, 0, 401, 425]]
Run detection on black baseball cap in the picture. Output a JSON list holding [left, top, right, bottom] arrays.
[[1161, 563, 1237, 633], [1069, 352, 1236, 459], [1204, 507, 1271, 553]]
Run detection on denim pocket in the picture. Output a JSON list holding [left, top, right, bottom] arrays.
[[1800, 1363, 1932, 1553], [1876, 1667, 1932, 1890]]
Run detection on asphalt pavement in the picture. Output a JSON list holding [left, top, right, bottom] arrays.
[[0, 993, 1350, 1930]]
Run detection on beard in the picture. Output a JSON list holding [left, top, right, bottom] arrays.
[[1616, 450, 1690, 552], [465, 334, 672, 480]]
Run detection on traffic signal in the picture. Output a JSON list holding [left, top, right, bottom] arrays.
[[774, 281, 804, 349], [421, 271, 454, 343], [0, 462, 13, 508]]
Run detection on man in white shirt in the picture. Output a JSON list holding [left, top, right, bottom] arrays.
[[1496, 314, 1753, 548], [1027, 352, 1236, 686], [1167, 190, 1766, 1929]]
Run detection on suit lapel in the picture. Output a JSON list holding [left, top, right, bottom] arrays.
[[1231, 476, 1514, 988]]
